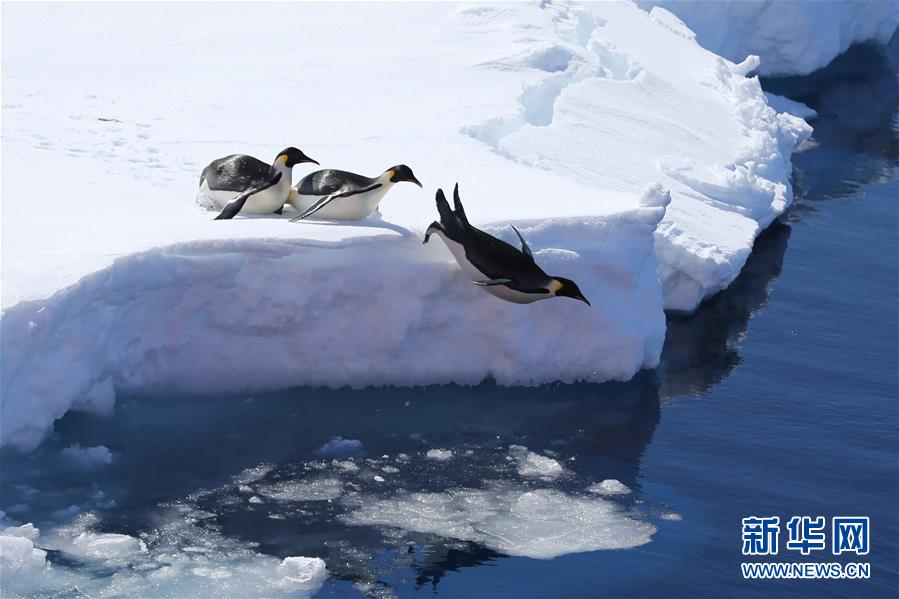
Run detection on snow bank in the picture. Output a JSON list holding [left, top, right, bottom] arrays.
[[639, 1, 899, 76], [2, 1, 811, 449]]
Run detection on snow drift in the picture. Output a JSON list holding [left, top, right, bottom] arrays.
[[2, 1, 813, 450], [639, 0, 899, 76]]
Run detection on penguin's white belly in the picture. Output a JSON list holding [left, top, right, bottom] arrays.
[[434, 232, 547, 304], [290, 187, 390, 221], [198, 179, 288, 214]]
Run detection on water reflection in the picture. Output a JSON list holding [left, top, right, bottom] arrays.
[[763, 39, 899, 210], [658, 221, 790, 398]]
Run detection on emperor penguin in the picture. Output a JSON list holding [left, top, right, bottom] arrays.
[[288, 165, 422, 222], [423, 184, 590, 306], [198, 147, 318, 220]]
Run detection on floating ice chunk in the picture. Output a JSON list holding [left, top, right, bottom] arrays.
[[0, 534, 46, 573], [639, 0, 899, 76], [315, 436, 364, 457], [344, 484, 655, 559], [332, 459, 360, 472], [256, 478, 343, 502], [61, 444, 113, 467], [191, 567, 231, 579], [275, 556, 328, 593], [659, 512, 683, 521], [2, 523, 39, 541], [425, 449, 453, 461], [508, 445, 564, 480], [588, 479, 632, 495], [233, 464, 274, 484], [373, 475, 385, 483], [71, 532, 147, 560]]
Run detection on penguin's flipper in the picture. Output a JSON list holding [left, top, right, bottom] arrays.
[[214, 172, 283, 220], [289, 190, 349, 222], [509, 225, 533, 260], [473, 278, 513, 286]]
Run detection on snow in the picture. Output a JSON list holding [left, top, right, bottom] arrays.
[[639, 1, 899, 76], [343, 483, 655, 559], [588, 479, 632, 495], [1, 1, 815, 450], [508, 445, 565, 480]]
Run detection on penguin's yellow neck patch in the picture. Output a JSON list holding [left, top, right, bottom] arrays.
[[385, 170, 395, 182], [548, 279, 564, 294], [277, 154, 289, 166]]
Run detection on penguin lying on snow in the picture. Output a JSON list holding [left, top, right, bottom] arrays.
[[199, 147, 318, 220], [424, 184, 590, 305], [289, 165, 421, 222]]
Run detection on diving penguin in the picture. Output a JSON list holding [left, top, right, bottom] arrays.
[[423, 184, 590, 305], [198, 147, 318, 220], [288, 165, 422, 222]]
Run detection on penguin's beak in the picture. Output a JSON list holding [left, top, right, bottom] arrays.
[[289, 151, 318, 167], [555, 283, 591, 306], [410, 175, 423, 188]]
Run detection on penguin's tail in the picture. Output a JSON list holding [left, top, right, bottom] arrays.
[[435, 188, 455, 225], [452, 183, 469, 225], [434, 187, 467, 240]]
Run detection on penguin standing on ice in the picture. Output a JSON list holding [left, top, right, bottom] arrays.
[[198, 147, 318, 220], [288, 165, 422, 222], [424, 184, 590, 305]]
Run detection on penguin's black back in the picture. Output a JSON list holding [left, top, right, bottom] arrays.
[[436, 190, 551, 290], [200, 154, 273, 192], [295, 169, 378, 196]]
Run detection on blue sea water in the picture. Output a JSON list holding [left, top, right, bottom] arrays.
[[2, 43, 897, 598]]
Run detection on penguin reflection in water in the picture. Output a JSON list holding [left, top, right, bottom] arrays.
[[198, 147, 318, 220], [424, 184, 590, 305]]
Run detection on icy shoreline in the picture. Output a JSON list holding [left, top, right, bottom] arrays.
[[2, 1, 821, 449]]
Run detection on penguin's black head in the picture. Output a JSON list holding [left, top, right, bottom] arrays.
[[552, 277, 591, 306], [387, 164, 422, 187], [277, 147, 319, 168]]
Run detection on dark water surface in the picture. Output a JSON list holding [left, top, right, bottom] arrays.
[[2, 43, 897, 598]]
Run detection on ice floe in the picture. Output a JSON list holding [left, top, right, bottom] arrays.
[[343, 484, 655, 559], [639, 1, 899, 76], [0, 1, 834, 449]]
